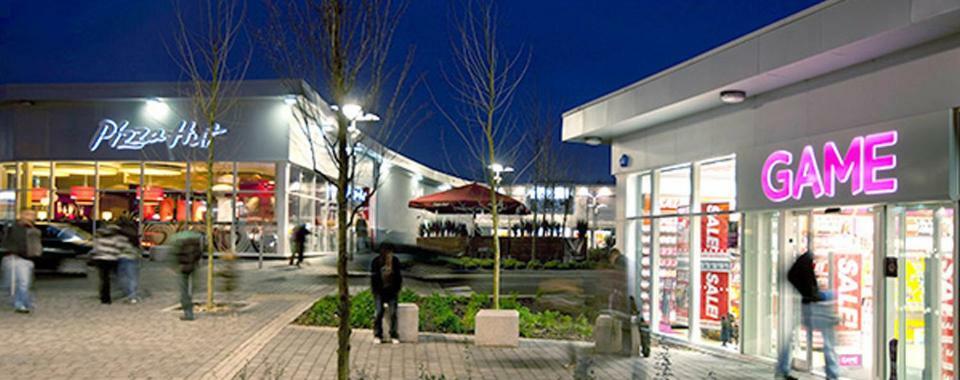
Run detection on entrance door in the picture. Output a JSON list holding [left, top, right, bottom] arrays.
[[885, 204, 956, 380], [784, 207, 877, 379]]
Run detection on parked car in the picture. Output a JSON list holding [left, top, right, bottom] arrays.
[[0, 222, 94, 274]]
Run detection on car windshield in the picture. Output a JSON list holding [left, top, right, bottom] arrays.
[[53, 225, 93, 242]]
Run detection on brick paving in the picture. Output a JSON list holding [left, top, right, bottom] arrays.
[[0, 259, 330, 380], [241, 326, 821, 380], [0, 259, 821, 379]]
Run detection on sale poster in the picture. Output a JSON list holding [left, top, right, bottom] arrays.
[[814, 253, 863, 332], [943, 257, 955, 380], [699, 271, 729, 326], [700, 203, 729, 257]]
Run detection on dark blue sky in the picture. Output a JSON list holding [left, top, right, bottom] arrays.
[[0, 0, 822, 183]]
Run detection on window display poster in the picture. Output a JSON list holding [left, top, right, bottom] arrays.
[[700, 271, 729, 326], [701, 203, 729, 256], [815, 253, 863, 331], [942, 257, 955, 380]]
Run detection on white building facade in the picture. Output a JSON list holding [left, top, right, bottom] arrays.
[[563, 1, 960, 378]]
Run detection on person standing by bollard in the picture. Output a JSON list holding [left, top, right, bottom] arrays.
[[1, 210, 41, 313], [371, 244, 402, 344], [289, 224, 310, 267], [168, 229, 202, 321], [776, 251, 840, 380], [91, 224, 130, 304]]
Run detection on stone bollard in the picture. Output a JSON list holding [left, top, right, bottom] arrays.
[[594, 314, 622, 354], [475, 309, 519, 347], [383, 303, 419, 343]]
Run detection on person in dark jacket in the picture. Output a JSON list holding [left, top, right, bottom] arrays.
[[168, 229, 203, 321], [1, 210, 41, 313], [290, 224, 310, 267], [777, 251, 839, 380], [371, 244, 402, 344]]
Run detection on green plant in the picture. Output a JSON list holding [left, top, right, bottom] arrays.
[[526, 259, 543, 270], [502, 258, 522, 270], [297, 291, 592, 341], [544, 260, 561, 270]]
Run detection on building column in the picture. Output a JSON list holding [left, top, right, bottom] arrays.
[[276, 162, 289, 258]]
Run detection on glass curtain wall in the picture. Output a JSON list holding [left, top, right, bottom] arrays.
[[1, 161, 282, 255], [626, 157, 739, 348]]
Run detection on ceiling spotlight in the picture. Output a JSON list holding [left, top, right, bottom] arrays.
[[720, 90, 746, 104], [584, 136, 603, 146]]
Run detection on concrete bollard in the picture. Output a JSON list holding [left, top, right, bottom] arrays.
[[475, 309, 519, 347], [594, 314, 622, 354], [386, 303, 419, 343]]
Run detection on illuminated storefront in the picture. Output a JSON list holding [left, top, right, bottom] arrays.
[[0, 80, 461, 257], [563, 2, 960, 378]]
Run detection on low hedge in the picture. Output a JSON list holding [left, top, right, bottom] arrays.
[[450, 257, 595, 271], [295, 289, 593, 341]]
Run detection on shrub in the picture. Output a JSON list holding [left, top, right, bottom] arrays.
[[296, 291, 592, 341], [526, 259, 543, 270], [478, 258, 495, 269], [502, 258, 522, 270], [544, 260, 561, 270]]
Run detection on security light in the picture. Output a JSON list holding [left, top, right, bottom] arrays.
[[146, 98, 170, 118], [720, 90, 746, 104], [584, 136, 603, 146]]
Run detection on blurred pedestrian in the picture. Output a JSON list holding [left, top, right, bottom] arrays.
[[777, 251, 840, 380], [91, 224, 130, 304], [290, 224, 310, 267], [371, 244, 402, 344], [168, 229, 202, 321], [720, 314, 733, 347], [115, 222, 142, 303], [1, 210, 41, 313]]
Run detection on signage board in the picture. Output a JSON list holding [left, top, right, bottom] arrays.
[[737, 111, 955, 211]]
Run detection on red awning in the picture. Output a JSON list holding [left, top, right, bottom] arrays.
[[408, 183, 529, 215]]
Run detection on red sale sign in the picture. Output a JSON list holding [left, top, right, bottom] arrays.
[[814, 253, 863, 331], [700, 271, 729, 324], [942, 258, 955, 380], [701, 203, 729, 255], [833, 254, 862, 331]]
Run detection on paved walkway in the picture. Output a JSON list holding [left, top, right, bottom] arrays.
[[0, 258, 820, 379], [0, 259, 330, 379], [241, 326, 820, 380]]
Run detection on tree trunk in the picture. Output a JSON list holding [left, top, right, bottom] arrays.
[[205, 119, 216, 309], [336, 119, 351, 380]]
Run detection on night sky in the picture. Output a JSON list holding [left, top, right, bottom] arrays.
[[0, 1, 822, 183]]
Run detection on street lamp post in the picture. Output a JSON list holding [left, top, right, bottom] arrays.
[[333, 103, 379, 260]]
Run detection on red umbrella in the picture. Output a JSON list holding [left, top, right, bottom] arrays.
[[408, 183, 530, 215]]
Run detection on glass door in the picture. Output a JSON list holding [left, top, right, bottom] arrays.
[[885, 204, 956, 380], [783, 207, 877, 379]]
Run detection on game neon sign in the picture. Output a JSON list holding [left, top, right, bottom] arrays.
[[761, 130, 898, 202], [89, 118, 228, 152]]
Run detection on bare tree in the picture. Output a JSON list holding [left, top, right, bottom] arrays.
[[524, 97, 570, 261], [170, 0, 250, 309], [260, 1, 420, 378], [437, 1, 530, 309]]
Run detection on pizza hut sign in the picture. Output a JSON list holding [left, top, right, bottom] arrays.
[[89, 118, 228, 152]]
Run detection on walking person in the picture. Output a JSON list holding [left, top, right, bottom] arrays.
[[289, 223, 310, 267], [1, 210, 41, 313], [371, 244, 402, 344], [168, 229, 202, 321], [91, 224, 129, 304], [115, 221, 141, 303], [720, 314, 733, 347], [776, 251, 840, 380]]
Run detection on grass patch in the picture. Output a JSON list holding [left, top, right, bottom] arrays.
[[295, 289, 593, 341]]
